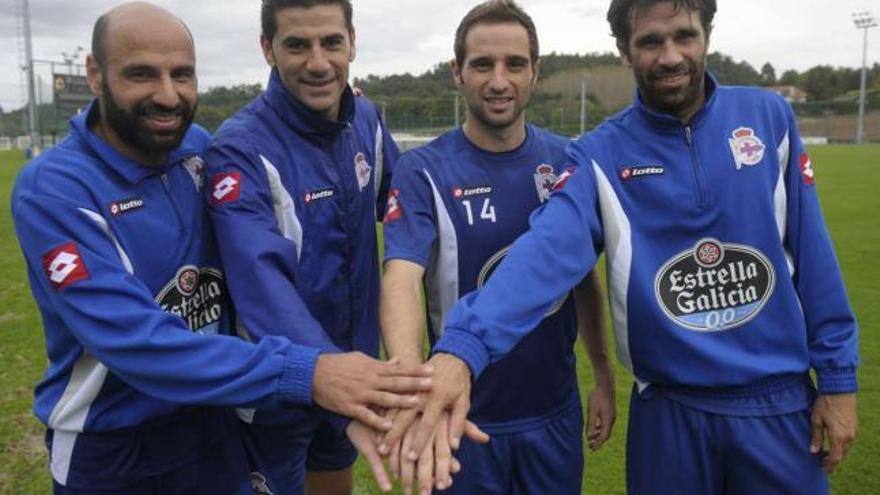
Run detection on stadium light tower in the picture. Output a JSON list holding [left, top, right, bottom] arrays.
[[22, 0, 39, 152], [853, 11, 877, 144]]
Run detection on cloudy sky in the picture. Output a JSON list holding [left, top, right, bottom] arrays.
[[1, 0, 878, 112]]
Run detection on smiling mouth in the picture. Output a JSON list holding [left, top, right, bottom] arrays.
[[301, 78, 336, 89], [485, 96, 514, 108], [143, 113, 182, 131], [652, 71, 690, 87]]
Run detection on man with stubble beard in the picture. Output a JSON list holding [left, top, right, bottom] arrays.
[[11, 3, 430, 493], [407, 1, 859, 494]]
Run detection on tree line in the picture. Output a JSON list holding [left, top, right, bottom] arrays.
[[1, 52, 878, 138]]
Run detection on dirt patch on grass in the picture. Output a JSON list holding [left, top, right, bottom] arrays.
[[0, 313, 23, 324], [3, 414, 46, 464]]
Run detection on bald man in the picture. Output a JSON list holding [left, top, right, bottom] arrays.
[[11, 3, 429, 493]]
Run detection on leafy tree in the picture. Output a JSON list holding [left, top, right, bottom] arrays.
[[760, 62, 777, 85]]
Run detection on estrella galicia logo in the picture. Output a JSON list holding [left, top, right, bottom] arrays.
[[155, 265, 227, 334], [478, 246, 568, 317], [655, 239, 775, 332]]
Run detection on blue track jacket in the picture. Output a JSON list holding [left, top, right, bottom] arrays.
[[12, 104, 323, 438], [205, 70, 399, 425], [436, 76, 858, 397]]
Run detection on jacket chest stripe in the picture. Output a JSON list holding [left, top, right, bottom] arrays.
[[79, 208, 134, 274], [423, 169, 460, 341], [261, 155, 303, 263], [773, 132, 796, 279], [592, 160, 635, 374]]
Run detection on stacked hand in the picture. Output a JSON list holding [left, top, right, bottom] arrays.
[[366, 353, 487, 494], [312, 353, 433, 431]]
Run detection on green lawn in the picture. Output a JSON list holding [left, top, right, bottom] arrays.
[[1, 146, 878, 494]]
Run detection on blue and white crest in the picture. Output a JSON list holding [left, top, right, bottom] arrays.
[[728, 127, 766, 170]]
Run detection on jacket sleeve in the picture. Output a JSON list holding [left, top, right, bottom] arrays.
[[434, 145, 603, 378], [382, 152, 437, 267], [782, 106, 859, 394], [12, 193, 320, 408], [204, 139, 341, 353]]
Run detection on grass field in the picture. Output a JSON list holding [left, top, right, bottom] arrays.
[[0, 145, 877, 494]]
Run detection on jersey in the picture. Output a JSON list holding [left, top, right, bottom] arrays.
[[204, 69, 399, 426], [11, 103, 325, 486], [384, 126, 579, 430], [435, 75, 858, 407]]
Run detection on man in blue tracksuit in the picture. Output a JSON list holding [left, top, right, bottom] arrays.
[[11, 4, 425, 494], [380, 2, 614, 494], [204, 1, 400, 493], [407, 1, 860, 493]]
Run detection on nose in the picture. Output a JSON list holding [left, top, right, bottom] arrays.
[[152, 74, 181, 108], [306, 45, 332, 75], [488, 64, 509, 92], [657, 39, 684, 67]]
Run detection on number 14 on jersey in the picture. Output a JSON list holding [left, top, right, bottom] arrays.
[[462, 198, 497, 225]]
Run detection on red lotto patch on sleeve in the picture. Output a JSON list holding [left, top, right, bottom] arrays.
[[42, 242, 90, 290], [209, 172, 242, 205], [552, 167, 577, 192], [799, 153, 815, 186], [383, 189, 403, 223]]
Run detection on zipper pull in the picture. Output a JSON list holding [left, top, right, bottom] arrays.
[[685, 126, 693, 146]]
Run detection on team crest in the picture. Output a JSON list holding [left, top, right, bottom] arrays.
[[354, 152, 372, 191], [183, 155, 206, 190], [728, 127, 766, 170], [533, 164, 558, 203]]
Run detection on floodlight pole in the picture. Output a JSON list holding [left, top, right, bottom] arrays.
[[22, 0, 39, 151], [853, 11, 877, 145], [580, 79, 587, 135]]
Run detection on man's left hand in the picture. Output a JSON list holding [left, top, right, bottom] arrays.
[[810, 393, 858, 474]]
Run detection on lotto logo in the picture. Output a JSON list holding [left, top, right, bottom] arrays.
[[210, 173, 241, 205], [42, 242, 90, 289], [799, 153, 815, 186]]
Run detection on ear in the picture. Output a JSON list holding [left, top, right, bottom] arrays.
[[260, 35, 276, 67], [532, 58, 541, 86], [348, 27, 357, 62], [85, 54, 104, 97], [450, 58, 464, 88], [617, 41, 632, 68]]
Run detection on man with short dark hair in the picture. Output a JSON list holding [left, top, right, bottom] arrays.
[[11, 3, 428, 493], [205, 0, 401, 493], [408, 1, 860, 494], [379, 1, 615, 494]]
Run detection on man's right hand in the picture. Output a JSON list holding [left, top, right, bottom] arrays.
[[313, 353, 433, 431]]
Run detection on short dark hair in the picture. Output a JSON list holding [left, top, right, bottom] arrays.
[[607, 0, 716, 52], [91, 13, 110, 67], [261, 0, 353, 40], [454, 0, 539, 68]]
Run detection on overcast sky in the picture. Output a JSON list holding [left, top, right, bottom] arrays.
[[1, 0, 878, 112]]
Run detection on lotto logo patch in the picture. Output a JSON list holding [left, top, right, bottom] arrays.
[[42, 242, 90, 289], [304, 188, 335, 204], [210, 173, 241, 205], [384, 189, 403, 222], [799, 153, 815, 186], [552, 167, 576, 192], [108, 197, 144, 217], [452, 186, 492, 199], [620, 165, 665, 181]]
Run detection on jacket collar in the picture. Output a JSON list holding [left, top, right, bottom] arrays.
[[263, 69, 355, 140], [632, 71, 719, 132], [71, 100, 199, 184]]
